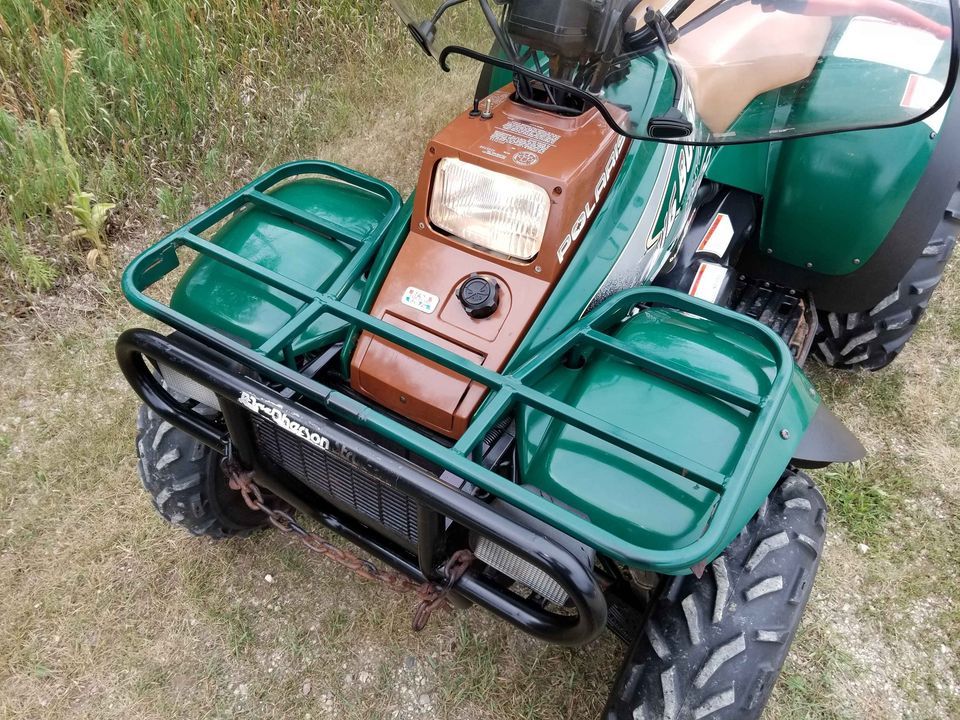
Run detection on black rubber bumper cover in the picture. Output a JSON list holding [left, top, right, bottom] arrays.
[[116, 328, 607, 646]]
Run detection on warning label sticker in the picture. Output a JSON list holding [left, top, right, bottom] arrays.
[[697, 213, 735, 259], [689, 262, 729, 304], [489, 129, 553, 155], [500, 121, 560, 147], [488, 120, 561, 157], [901, 73, 948, 133], [479, 146, 509, 160]]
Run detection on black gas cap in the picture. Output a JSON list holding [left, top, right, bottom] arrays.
[[458, 274, 500, 319]]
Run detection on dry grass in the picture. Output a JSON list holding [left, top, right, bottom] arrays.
[[2, 13, 960, 720]]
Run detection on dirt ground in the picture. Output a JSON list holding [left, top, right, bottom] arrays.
[[2, 69, 959, 720]]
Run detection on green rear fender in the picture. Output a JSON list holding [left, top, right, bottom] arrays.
[[518, 307, 845, 573]]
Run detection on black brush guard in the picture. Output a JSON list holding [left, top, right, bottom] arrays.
[[117, 328, 608, 646]]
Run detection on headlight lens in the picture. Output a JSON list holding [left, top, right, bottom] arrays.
[[158, 363, 220, 409], [429, 158, 550, 261]]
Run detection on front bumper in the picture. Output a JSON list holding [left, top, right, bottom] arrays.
[[117, 328, 608, 646]]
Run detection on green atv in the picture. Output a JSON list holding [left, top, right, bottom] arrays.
[[116, 0, 958, 717]]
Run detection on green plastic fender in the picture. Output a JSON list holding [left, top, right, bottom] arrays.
[[709, 46, 951, 277], [709, 120, 936, 275], [169, 176, 396, 355], [519, 306, 821, 570]]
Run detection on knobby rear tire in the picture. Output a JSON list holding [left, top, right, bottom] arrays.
[[814, 184, 959, 370], [605, 470, 826, 720]]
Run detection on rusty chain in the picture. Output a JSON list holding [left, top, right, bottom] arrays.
[[223, 460, 473, 631]]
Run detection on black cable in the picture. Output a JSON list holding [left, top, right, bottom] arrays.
[[477, 0, 535, 98], [650, 11, 684, 107], [514, 87, 584, 115], [478, 0, 519, 63]]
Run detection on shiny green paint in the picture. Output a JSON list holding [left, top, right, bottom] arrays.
[[165, 165, 403, 359], [709, 51, 950, 274], [126, 204, 802, 572], [122, 161, 403, 364], [521, 307, 818, 559], [705, 141, 771, 196], [755, 123, 935, 273]]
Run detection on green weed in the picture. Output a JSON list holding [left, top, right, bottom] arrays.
[[49, 108, 114, 268], [816, 460, 914, 546], [0, 225, 57, 291]]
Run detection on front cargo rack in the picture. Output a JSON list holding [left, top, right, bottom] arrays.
[[121, 161, 796, 574]]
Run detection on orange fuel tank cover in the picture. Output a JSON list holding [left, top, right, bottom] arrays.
[[351, 88, 629, 438], [353, 313, 486, 436]]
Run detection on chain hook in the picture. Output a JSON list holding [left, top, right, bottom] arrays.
[[222, 461, 473, 631]]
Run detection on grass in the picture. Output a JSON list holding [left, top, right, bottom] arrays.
[[770, 625, 859, 720], [0, 0, 419, 298], [1, 4, 960, 720], [817, 460, 915, 547], [0, 224, 57, 291]]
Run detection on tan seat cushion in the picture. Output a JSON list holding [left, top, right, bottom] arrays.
[[634, 2, 832, 133]]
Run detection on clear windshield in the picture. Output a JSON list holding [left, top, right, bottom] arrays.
[[390, 0, 957, 145]]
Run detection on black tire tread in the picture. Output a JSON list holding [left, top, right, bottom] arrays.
[[814, 184, 959, 370], [136, 404, 264, 538], [605, 471, 827, 720]]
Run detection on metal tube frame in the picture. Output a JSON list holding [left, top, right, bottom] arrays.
[[120, 160, 794, 575], [117, 328, 607, 646]]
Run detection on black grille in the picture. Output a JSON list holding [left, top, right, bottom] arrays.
[[250, 415, 419, 546]]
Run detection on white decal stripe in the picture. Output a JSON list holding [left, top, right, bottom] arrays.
[[585, 143, 678, 312]]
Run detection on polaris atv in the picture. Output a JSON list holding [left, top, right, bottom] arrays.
[[116, 0, 959, 717]]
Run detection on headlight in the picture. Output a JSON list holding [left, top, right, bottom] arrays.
[[158, 363, 220, 409], [429, 158, 550, 261], [473, 536, 569, 606]]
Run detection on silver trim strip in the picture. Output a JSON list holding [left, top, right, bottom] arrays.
[[586, 143, 679, 312]]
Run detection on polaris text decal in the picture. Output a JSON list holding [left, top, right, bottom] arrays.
[[557, 133, 628, 264], [239, 391, 330, 450]]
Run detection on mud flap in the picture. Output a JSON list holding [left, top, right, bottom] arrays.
[[791, 403, 866, 469]]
